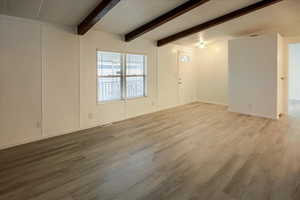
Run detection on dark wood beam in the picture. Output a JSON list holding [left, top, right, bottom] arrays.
[[78, 0, 120, 35], [125, 0, 211, 42], [157, 0, 284, 47]]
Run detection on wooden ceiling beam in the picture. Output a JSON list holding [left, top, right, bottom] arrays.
[[157, 0, 284, 47], [125, 0, 211, 42], [78, 0, 120, 35]]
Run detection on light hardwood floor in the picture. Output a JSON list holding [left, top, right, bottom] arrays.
[[0, 102, 300, 200], [289, 100, 300, 118]]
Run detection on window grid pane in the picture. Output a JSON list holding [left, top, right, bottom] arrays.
[[97, 51, 122, 102], [126, 54, 146, 98], [97, 51, 122, 76], [97, 51, 147, 102], [126, 54, 145, 75], [98, 77, 121, 102], [126, 76, 145, 99]]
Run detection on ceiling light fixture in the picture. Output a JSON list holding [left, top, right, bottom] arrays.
[[196, 41, 206, 49]]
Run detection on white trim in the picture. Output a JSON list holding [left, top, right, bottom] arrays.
[[37, 0, 45, 18], [197, 100, 228, 106], [96, 51, 148, 103], [78, 31, 81, 130], [0, 14, 42, 25], [2, 100, 268, 150], [124, 96, 148, 101], [97, 96, 149, 105], [0, 14, 75, 32], [0, 127, 82, 151], [158, 103, 181, 111], [0, 136, 44, 151], [0, 101, 188, 150], [197, 100, 277, 119], [227, 109, 278, 120], [40, 20, 45, 137]]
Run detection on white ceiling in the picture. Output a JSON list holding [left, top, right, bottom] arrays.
[[1, 0, 299, 46], [95, 0, 262, 38], [172, 0, 300, 46], [94, 0, 190, 35], [0, 0, 101, 25]]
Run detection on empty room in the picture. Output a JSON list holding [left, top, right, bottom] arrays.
[[1, 0, 300, 199]]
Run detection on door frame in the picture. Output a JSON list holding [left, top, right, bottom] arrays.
[[284, 36, 300, 115], [177, 50, 194, 105]]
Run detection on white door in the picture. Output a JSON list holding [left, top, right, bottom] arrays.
[[178, 51, 195, 105]]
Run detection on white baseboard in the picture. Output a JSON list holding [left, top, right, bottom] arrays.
[[0, 127, 83, 151], [227, 109, 278, 120], [0, 106, 168, 150], [0, 136, 44, 151], [197, 100, 228, 106]]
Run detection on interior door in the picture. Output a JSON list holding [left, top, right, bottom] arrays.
[[178, 51, 195, 105]]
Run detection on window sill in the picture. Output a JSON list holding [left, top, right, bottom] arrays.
[[97, 96, 148, 105], [125, 96, 148, 102], [97, 100, 117, 105]]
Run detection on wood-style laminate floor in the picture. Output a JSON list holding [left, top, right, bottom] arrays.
[[1, 102, 300, 200], [289, 100, 300, 118]]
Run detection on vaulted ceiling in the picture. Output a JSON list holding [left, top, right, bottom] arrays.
[[1, 0, 299, 46], [0, 0, 101, 26]]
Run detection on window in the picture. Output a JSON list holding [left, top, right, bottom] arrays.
[[97, 51, 122, 102], [126, 54, 146, 99], [179, 55, 190, 63], [97, 51, 147, 102]]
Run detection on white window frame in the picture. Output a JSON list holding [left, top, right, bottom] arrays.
[[96, 50, 147, 103]]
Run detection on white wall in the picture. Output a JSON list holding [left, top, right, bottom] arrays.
[[157, 44, 198, 110], [0, 15, 42, 147], [0, 15, 82, 148], [157, 44, 180, 109], [288, 43, 300, 100], [42, 24, 80, 137], [0, 14, 198, 149], [79, 30, 158, 129], [194, 35, 288, 117], [195, 40, 228, 105], [228, 34, 281, 119], [1, 14, 291, 149], [178, 50, 198, 105]]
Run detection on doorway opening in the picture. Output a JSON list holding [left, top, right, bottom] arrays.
[[288, 43, 300, 117]]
